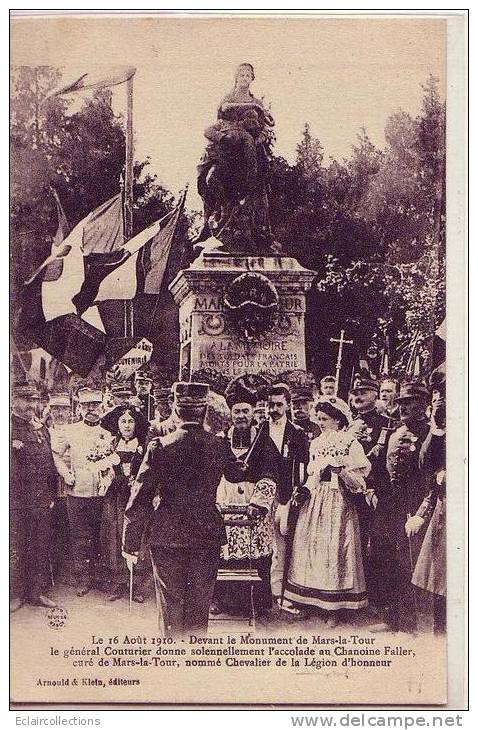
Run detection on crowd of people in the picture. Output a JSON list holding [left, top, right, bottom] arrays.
[[10, 365, 446, 638]]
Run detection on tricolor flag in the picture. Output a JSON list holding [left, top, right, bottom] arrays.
[[41, 190, 71, 282], [74, 190, 186, 312], [48, 66, 136, 97], [40, 194, 124, 332]]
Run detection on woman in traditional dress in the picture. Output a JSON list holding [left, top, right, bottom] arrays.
[[99, 405, 150, 602], [284, 397, 370, 628]]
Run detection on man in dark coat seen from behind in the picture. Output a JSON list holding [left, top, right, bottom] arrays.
[[123, 381, 230, 636]]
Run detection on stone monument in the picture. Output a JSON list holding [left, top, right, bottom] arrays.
[[169, 63, 316, 380], [169, 254, 316, 380]]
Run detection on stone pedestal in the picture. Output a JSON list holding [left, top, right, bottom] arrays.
[[168, 254, 316, 380]]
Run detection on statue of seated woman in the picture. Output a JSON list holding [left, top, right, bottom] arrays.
[[194, 63, 279, 255]]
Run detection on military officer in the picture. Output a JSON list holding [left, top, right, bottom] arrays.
[[123, 382, 231, 636], [290, 384, 321, 442], [378, 380, 432, 633], [134, 372, 155, 421], [59, 387, 112, 596], [11, 383, 58, 610], [348, 373, 395, 610]]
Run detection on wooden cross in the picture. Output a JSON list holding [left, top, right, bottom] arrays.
[[330, 329, 354, 396]]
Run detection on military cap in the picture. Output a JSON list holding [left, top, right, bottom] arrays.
[[13, 383, 40, 399], [134, 372, 152, 383], [349, 374, 379, 395], [49, 393, 71, 408], [110, 381, 134, 396], [396, 381, 430, 402], [173, 381, 209, 407], [77, 387, 103, 404], [153, 385, 172, 400]]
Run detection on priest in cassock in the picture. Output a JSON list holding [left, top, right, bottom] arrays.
[[213, 378, 279, 616]]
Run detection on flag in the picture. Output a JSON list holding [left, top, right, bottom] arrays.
[[40, 194, 123, 332], [42, 190, 71, 282], [90, 190, 186, 306], [49, 66, 136, 97]]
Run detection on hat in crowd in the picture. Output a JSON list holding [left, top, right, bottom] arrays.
[[101, 404, 150, 441], [173, 381, 209, 407], [77, 387, 103, 404], [314, 395, 352, 425], [110, 381, 134, 397], [135, 372, 153, 383], [291, 384, 314, 402], [349, 373, 379, 395], [225, 381, 257, 410], [12, 382, 40, 400], [396, 381, 430, 403], [320, 375, 336, 385], [49, 393, 70, 408], [153, 385, 172, 401]]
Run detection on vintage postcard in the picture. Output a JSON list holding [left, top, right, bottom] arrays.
[[9, 11, 467, 708]]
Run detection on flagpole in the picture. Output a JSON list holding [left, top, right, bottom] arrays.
[[124, 73, 135, 338]]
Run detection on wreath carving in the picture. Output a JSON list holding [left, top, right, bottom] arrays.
[[223, 272, 279, 341]]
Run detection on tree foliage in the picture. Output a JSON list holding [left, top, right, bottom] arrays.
[[10, 66, 189, 360], [268, 76, 445, 379]]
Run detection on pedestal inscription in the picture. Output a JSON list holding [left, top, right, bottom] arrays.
[[169, 255, 316, 380]]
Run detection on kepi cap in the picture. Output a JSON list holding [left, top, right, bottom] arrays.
[[49, 393, 70, 408], [13, 383, 40, 399], [396, 381, 430, 403], [77, 387, 103, 404], [173, 381, 209, 407]]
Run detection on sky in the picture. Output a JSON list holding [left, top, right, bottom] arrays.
[[11, 14, 447, 211]]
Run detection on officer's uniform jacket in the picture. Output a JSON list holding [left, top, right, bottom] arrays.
[[11, 413, 57, 509], [59, 420, 113, 498], [124, 423, 230, 553], [386, 417, 432, 516]]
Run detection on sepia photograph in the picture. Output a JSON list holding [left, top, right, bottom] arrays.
[[9, 10, 467, 708]]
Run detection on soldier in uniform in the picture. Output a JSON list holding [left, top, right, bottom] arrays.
[[134, 372, 155, 421], [10, 383, 58, 610], [380, 380, 432, 633], [123, 382, 231, 636], [347, 373, 389, 598], [59, 387, 112, 596], [48, 393, 74, 585], [150, 385, 177, 438], [290, 384, 321, 442], [109, 381, 135, 409]]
